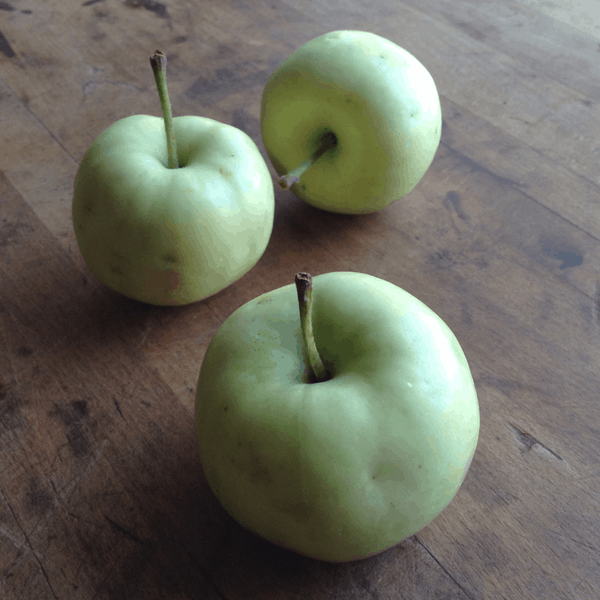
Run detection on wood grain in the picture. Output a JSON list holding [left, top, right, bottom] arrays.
[[1, 0, 599, 598]]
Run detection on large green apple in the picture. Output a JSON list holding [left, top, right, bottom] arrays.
[[260, 31, 442, 214], [195, 272, 479, 562], [73, 51, 274, 305]]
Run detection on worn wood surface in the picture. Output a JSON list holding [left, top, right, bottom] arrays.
[[1, 0, 599, 598]]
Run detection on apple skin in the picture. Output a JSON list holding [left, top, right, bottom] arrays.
[[195, 272, 479, 562], [260, 31, 442, 215], [72, 114, 275, 305]]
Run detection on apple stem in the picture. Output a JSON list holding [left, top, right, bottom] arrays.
[[150, 50, 179, 169], [295, 273, 330, 383], [279, 132, 337, 190]]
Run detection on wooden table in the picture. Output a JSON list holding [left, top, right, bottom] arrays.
[[1, 1, 599, 598]]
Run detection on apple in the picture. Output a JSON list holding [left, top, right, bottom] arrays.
[[195, 271, 479, 562], [72, 50, 274, 306], [260, 30, 442, 214]]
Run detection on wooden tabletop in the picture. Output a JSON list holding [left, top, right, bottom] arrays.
[[1, 1, 599, 598]]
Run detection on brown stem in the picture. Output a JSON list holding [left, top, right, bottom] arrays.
[[295, 272, 329, 383], [150, 50, 179, 169], [279, 133, 337, 190]]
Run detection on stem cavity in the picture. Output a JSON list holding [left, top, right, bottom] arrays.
[[295, 272, 330, 383], [279, 132, 337, 190], [150, 50, 179, 169]]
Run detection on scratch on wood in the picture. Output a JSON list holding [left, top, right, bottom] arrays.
[[441, 141, 526, 190], [62, 438, 109, 503], [0, 484, 59, 599], [0, 29, 15, 58], [415, 538, 478, 599], [113, 398, 125, 420], [180, 541, 234, 600], [595, 282, 600, 324], [0, 522, 25, 549], [510, 423, 563, 460], [139, 318, 153, 347], [444, 190, 470, 222], [546, 527, 600, 554], [104, 516, 145, 545]]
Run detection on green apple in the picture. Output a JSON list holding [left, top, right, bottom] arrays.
[[72, 51, 274, 306], [260, 30, 442, 214], [195, 271, 479, 562]]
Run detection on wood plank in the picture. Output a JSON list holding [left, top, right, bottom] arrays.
[[516, 0, 600, 41], [0, 77, 78, 257], [405, 0, 600, 97], [438, 96, 600, 297]]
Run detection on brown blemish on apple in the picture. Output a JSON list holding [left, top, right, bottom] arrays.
[[233, 438, 274, 486], [256, 293, 276, 305], [272, 496, 314, 525], [109, 264, 125, 276], [161, 252, 177, 264], [108, 253, 126, 275]]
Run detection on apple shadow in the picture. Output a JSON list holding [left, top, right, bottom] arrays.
[[78, 415, 415, 600], [257, 185, 391, 276], [273, 184, 384, 237]]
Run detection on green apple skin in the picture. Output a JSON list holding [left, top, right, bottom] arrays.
[[260, 31, 442, 215], [195, 272, 479, 562], [72, 114, 275, 306]]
